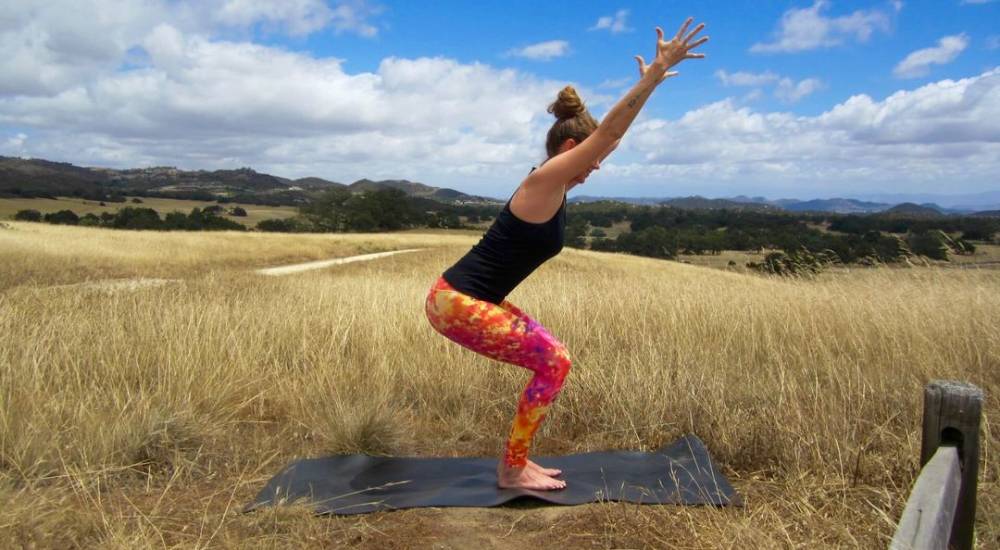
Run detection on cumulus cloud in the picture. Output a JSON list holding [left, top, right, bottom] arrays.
[[0, 20, 605, 189], [715, 70, 780, 87], [716, 70, 822, 103], [0, 0, 383, 96], [505, 40, 570, 61], [615, 68, 1000, 195], [2, 0, 997, 198], [893, 34, 969, 78], [214, 0, 380, 36], [750, 0, 893, 53], [589, 9, 631, 34], [775, 77, 824, 102]]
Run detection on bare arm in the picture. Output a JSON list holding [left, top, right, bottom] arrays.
[[525, 18, 709, 193]]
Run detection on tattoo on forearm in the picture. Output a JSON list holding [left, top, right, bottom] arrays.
[[626, 81, 656, 109]]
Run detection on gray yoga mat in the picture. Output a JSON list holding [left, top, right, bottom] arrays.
[[245, 434, 742, 515]]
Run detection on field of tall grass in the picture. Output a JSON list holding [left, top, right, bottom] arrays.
[[1, 220, 996, 548]]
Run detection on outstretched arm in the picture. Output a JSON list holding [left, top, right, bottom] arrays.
[[525, 17, 708, 193]]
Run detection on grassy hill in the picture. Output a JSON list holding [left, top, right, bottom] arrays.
[[0, 195, 299, 228], [0, 222, 997, 547], [0, 155, 496, 206]]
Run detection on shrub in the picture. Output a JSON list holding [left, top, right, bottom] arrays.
[[229, 207, 248, 217], [14, 209, 42, 222], [747, 247, 838, 277], [907, 230, 950, 261], [79, 213, 101, 227], [112, 207, 163, 230], [43, 210, 80, 225], [257, 217, 312, 232]]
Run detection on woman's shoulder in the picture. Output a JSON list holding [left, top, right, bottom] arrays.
[[508, 178, 567, 224]]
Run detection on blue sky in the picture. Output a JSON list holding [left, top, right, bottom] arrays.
[[1, 0, 998, 204]]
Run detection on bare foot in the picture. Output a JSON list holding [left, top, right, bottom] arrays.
[[526, 459, 561, 477], [497, 462, 566, 490]]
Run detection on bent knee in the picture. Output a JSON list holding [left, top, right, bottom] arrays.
[[546, 345, 572, 382]]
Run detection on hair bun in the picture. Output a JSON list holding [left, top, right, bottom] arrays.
[[547, 85, 586, 120]]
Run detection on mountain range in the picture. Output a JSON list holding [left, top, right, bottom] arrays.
[[1, 156, 997, 216]]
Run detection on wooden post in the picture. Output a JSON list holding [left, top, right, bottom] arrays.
[[919, 380, 983, 550]]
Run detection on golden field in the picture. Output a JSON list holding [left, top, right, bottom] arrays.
[[0, 220, 997, 548]]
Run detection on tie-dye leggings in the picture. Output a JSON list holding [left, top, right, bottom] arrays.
[[424, 275, 572, 468]]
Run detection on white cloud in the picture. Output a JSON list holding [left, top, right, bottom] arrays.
[[505, 40, 570, 61], [2, 1, 997, 198], [716, 70, 822, 103], [616, 68, 1000, 195], [750, 0, 893, 53], [2, 132, 28, 155], [0, 0, 383, 96], [598, 76, 633, 89], [0, 22, 609, 188], [775, 77, 824, 102], [715, 70, 780, 87], [212, 0, 381, 37], [589, 9, 631, 34], [893, 34, 969, 78]]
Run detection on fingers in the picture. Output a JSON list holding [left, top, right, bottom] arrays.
[[634, 55, 647, 76], [683, 22, 704, 44], [674, 17, 692, 41], [684, 53, 705, 59], [666, 71, 679, 79], [655, 26, 664, 42], [686, 36, 709, 50]]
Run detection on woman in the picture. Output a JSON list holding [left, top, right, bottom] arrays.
[[424, 18, 708, 491]]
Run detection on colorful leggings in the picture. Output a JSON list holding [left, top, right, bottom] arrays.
[[424, 275, 572, 468]]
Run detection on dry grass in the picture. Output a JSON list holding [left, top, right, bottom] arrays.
[[0, 221, 997, 548]]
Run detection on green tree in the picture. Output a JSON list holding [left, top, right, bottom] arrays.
[[14, 209, 42, 222], [43, 210, 80, 225]]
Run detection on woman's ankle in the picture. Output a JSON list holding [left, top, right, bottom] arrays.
[[497, 461, 526, 474]]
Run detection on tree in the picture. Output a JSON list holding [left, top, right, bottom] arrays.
[[300, 187, 352, 231], [14, 209, 42, 222], [43, 210, 80, 225], [79, 213, 101, 227], [907, 230, 949, 261]]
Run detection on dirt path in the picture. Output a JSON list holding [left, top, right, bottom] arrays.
[[255, 248, 426, 276]]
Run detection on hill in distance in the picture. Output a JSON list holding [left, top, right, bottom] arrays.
[[2, 155, 995, 215], [0, 156, 497, 206], [883, 202, 945, 217]]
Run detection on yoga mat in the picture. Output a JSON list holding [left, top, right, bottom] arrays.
[[246, 434, 742, 515]]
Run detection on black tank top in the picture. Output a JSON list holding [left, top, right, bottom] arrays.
[[442, 174, 566, 305]]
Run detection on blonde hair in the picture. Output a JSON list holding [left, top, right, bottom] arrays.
[[545, 85, 598, 159]]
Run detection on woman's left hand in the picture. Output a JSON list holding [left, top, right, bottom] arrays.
[[634, 17, 708, 83]]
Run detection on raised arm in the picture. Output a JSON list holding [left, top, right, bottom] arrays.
[[525, 17, 708, 192]]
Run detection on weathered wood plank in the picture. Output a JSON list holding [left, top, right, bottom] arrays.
[[918, 380, 983, 549], [890, 446, 961, 550]]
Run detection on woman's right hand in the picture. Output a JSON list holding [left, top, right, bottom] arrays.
[[635, 17, 708, 83]]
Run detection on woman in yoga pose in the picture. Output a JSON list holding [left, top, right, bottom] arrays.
[[425, 17, 708, 491]]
